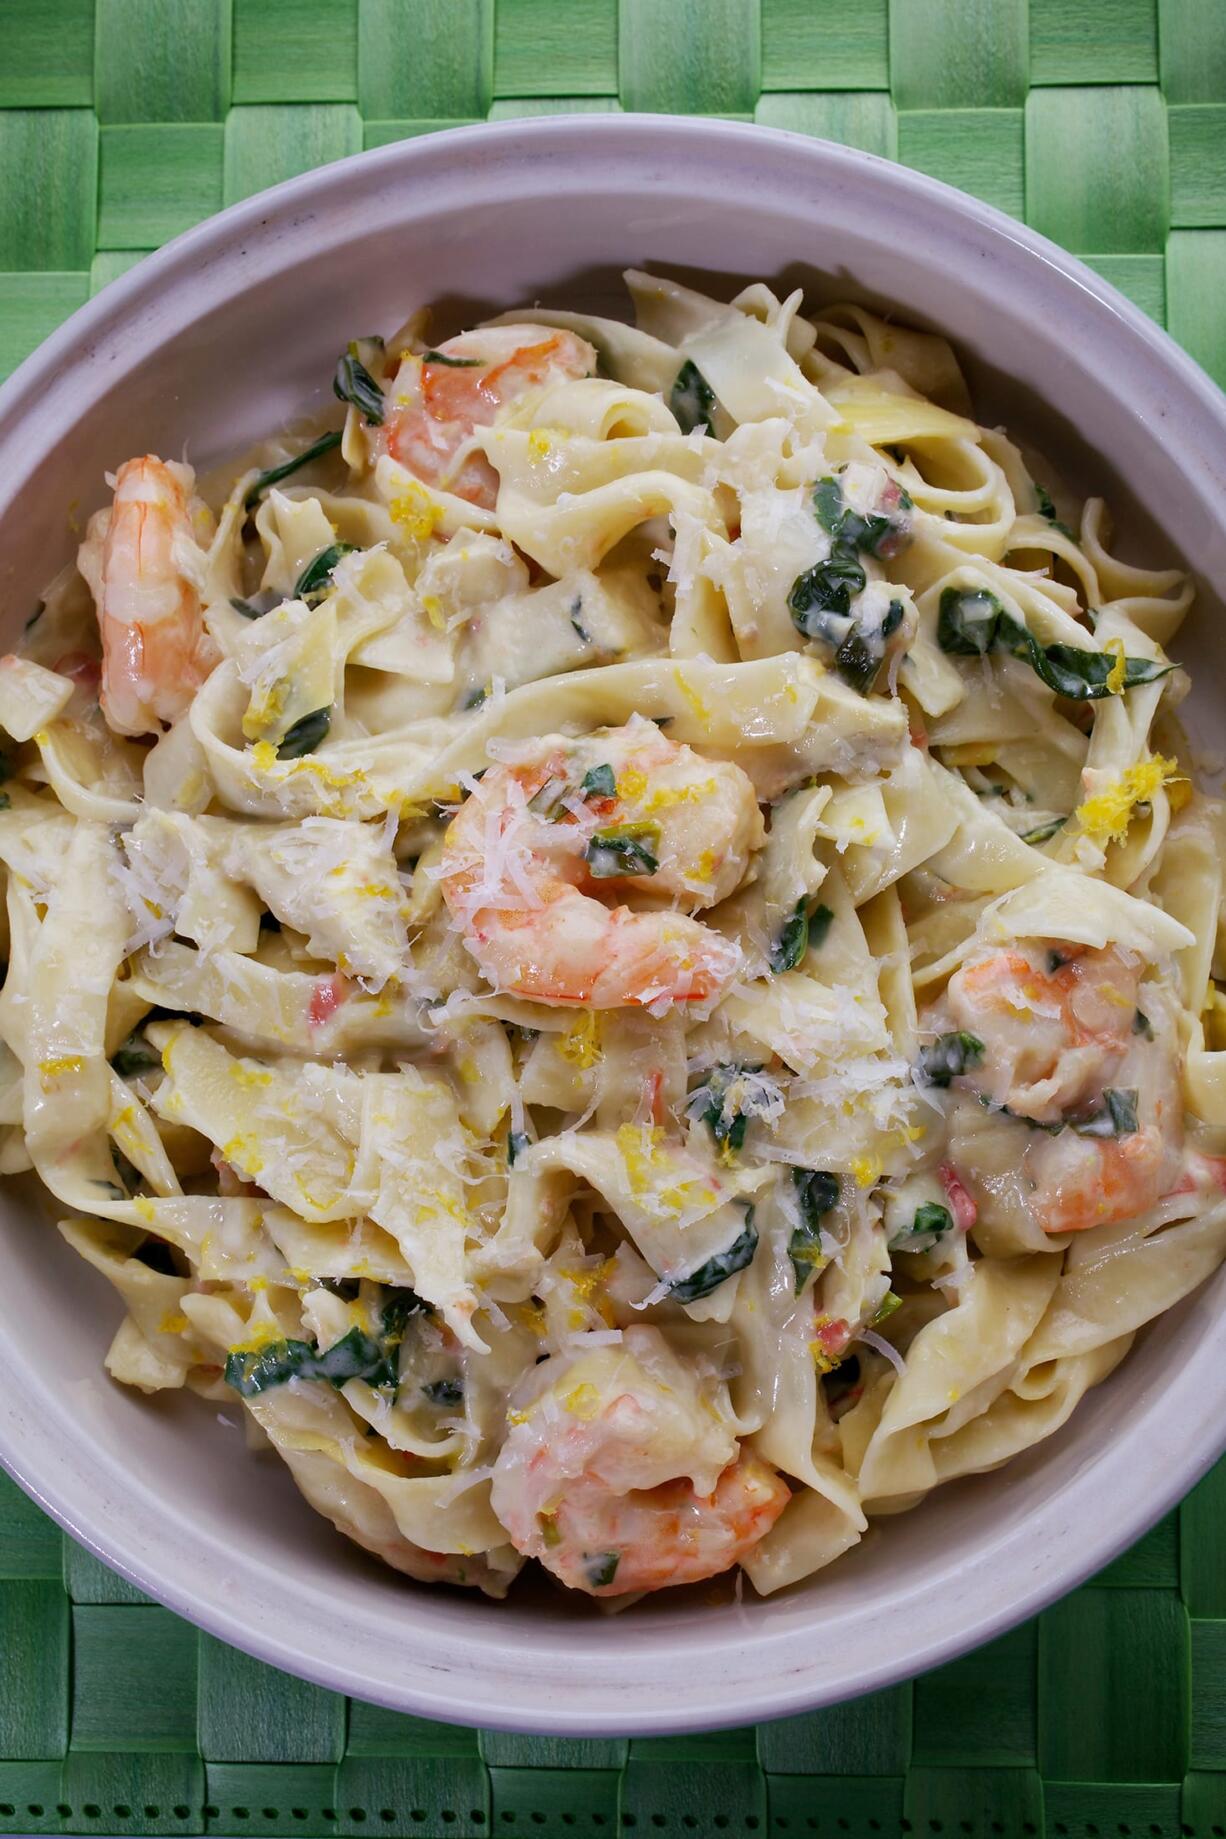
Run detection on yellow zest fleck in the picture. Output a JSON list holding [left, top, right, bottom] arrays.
[[422, 594, 445, 631], [940, 743, 998, 768], [390, 481, 441, 541], [38, 1055, 84, 1089], [562, 1382, 601, 1420], [1104, 638, 1128, 695], [947, 1386, 961, 1404], [33, 729, 50, 748], [158, 1311, 190, 1335], [850, 1152, 882, 1189], [808, 1340, 840, 1375], [519, 1299, 547, 1337], [694, 849, 717, 884], [229, 1317, 285, 1354], [527, 429, 553, 459], [899, 1123, 926, 1144], [558, 1010, 602, 1069], [223, 1134, 265, 1177], [229, 1063, 273, 1090], [673, 667, 711, 728], [1075, 756, 1182, 846], [643, 777, 715, 814], [134, 1197, 155, 1223], [616, 765, 649, 803], [616, 1121, 665, 1195], [250, 741, 278, 771], [248, 1276, 268, 1293]]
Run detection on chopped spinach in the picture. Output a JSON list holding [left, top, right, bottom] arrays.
[[787, 547, 867, 637], [937, 586, 1172, 700], [687, 1062, 770, 1154], [916, 1030, 984, 1088], [769, 898, 833, 974], [507, 1129, 530, 1165], [1074, 1087, 1139, 1139], [229, 590, 281, 620], [294, 542, 357, 606], [670, 359, 716, 435], [580, 762, 617, 800], [333, 345, 386, 425], [111, 1032, 160, 1078], [789, 1167, 840, 1293], [421, 1377, 464, 1407], [666, 1208, 758, 1303], [584, 1551, 621, 1588], [584, 822, 660, 878], [890, 1200, 953, 1252], [276, 706, 332, 759], [834, 597, 904, 695], [813, 473, 912, 559], [225, 1287, 425, 1399], [243, 429, 343, 510], [1033, 481, 1075, 539], [422, 349, 482, 367]]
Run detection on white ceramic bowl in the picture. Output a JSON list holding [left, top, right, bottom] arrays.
[[1, 115, 1225, 1736]]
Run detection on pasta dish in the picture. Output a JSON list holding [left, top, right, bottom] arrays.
[[4, 271, 1223, 1601]]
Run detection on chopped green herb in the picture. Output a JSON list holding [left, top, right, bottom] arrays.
[[585, 822, 660, 878], [580, 763, 616, 799], [917, 1030, 984, 1088], [584, 1551, 621, 1588], [813, 474, 912, 559], [904, 1201, 954, 1246], [687, 1063, 777, 1154], [770, 898, 811, 975], [937, 586, 1172, 700], [276, 706, 331, 760], [111, 1032, 160, 1078], [422, 349, 482, 367], [570, 596, 592, 644], [421, 1378, 464, 1407], [243, 430, 343, 510], [789, 1167, 839, 1294], [787, 547, 867, 638], [462, 687, 488, 710], [670, 359, 716, 435], [294, 543, 356, 606], [1133, 1009, 1154, 1039], [1020, 817, 1066, 845], [226, 1288, 424, 1399], [333, 345, 385, 425], [229, 591, 280, 620], [1074, 1087, 1139, 1139], [666, 1209, 758, 1302], [870, 1290, 902, 1328]]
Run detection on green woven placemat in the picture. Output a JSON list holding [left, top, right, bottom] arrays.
[[2, 2, 1226, 1835]]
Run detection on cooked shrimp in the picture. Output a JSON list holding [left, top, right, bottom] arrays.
[[382, 325, 596, 509], [439, 718, 763, 1008], [489, 1329, 789, 1596], [935, 941, 1183, 1233], [77, 456, 218, 737]]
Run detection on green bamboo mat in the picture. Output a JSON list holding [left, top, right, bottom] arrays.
[[2, 1, 1226, 1835]]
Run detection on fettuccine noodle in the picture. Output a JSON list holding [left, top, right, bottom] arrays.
[[4, 271, 1223, 1601]]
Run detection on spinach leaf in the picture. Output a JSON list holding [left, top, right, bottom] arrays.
[[333, 346, 386, 425], [890, 1200, 953, 1251], [686, 1063, 774, 1153], [937, 586, 1173, 701], [276, 706, 332, 760], [295, 542, 357, 606], [380, 1287, 430, 1340], [813, 473, 912, 558], [584, 1551, 620, 1588], [788, 547, 867, 638], [917, 1030, 984, 1088], [666, 1209, 758, 1303], [225, 1287, 425, 1399], [1033, 481, 1075, 539], [421, 1378, 464, 1406], [111, 1032, 160, 1078], [1074, 1087, 1139, 1138], [422, 349, 482, 367], [243, 430, 344, 510], [580, 763, 616, 799], [670, 359, 716, 435], [1020, 816, 1065, 845], [229, 591, 281, 620], [789, 1167, 839, 1294], [835, 597, 904, 695], [507, 1129, 530, 1166], [769, 899, 833, 974], [585, 822, 660, 878]]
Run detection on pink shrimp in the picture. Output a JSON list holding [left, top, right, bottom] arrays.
[[381, 325, 596, 509], [77, 455, 219, 737], [439, 720, 763, 1008], [490, 1331, 789, 1597]]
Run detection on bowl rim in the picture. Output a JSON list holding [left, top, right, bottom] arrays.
[[1, 110, 1225, 1735]]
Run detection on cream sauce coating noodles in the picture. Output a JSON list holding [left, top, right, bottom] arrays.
[[6, 272, 1226, 1601]]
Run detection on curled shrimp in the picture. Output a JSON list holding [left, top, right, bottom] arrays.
[[489, 1329, 789, 1596], [439, 719, 763, 1008], [935, 941, 1182, 1233], [78, 455, 218, 737], [381, 324, 596, 509]]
